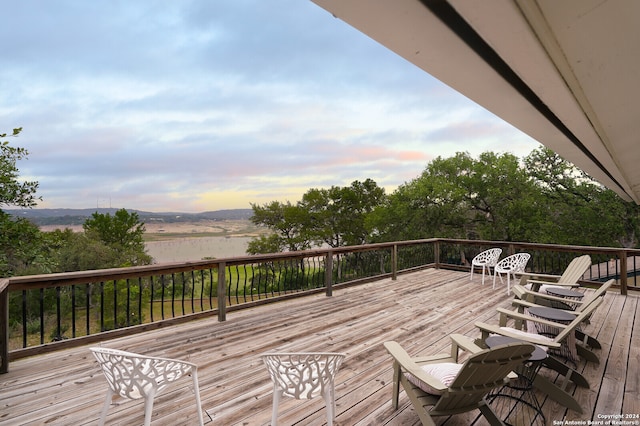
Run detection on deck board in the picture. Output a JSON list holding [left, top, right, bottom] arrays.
[[0, 268, 637, 425]]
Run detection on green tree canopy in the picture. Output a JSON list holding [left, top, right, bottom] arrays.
[[82, 209, 151, 266], [524, 146, 640, 246], [249, 180, 386, 254], [0, 128, 40, 208], [301, 178, 386, 247], [0, 128, 45, 276], [369, 152, 543, 242], [248, 201, 312, 253]]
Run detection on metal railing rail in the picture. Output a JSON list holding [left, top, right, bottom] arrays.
[[1, 238, 637, 373]]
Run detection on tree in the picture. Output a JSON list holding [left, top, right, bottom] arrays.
[[524, 147, 640, 246], [301, 179, 386, 247], [0, 211, 50, 276], [82, 209, 151, 266], [249, 201, 313, 253], [370, 152, 543, 242], [0, 128, 41, 208], [44, 228, 121, 272], [0, 128, 45, 276]]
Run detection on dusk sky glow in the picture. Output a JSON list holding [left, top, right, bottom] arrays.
[[2, 0, 540, 212]]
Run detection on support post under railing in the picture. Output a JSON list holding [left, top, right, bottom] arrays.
[[619, 252, 628, 295], [325, 251, 333, 296], [391, 245, 398, 280], [434, 241, 440, 268], [217, 262, 226, 322], [0, 284, 8, 374]]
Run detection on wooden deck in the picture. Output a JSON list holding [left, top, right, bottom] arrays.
[[1, 268, 639, 425]]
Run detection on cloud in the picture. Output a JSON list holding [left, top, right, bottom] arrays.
[[2, 0, 539, 212]]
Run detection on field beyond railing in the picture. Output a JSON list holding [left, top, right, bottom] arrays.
[[1, 238, 638, 373]]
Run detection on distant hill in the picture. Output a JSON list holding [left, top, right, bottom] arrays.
[[6, 208, 254, 226]]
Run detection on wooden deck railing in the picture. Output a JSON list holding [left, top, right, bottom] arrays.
[[1, 238, 638, 373]]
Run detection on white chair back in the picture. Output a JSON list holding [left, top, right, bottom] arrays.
[[470, 247, 502, 285], [91, 347, 204, 426], [493, 252, 531, 295], [262, 352, 345, 426]]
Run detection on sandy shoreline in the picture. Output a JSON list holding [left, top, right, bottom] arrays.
[[38, 220, 263, 262]]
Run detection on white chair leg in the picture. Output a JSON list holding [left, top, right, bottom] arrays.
[[323, 386, 336, 426], [143, 392, 156, 426], [98, 389, 113, 426], [271, 387, 281, 426], [470, 265, 474, 281], [493, 270, 503, 288], [481, 265, 486, 285], [192, 371, 205, 426]]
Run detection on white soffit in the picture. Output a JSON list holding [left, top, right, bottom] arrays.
[[311, 0, 640, 203]]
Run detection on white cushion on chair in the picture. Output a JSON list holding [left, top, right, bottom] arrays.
[[406, 362, 463, 395]]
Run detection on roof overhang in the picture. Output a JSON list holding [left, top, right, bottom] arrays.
[[311, 0, 640, 203]]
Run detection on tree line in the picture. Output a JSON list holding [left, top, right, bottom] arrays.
[[249, 148, 640, 252]]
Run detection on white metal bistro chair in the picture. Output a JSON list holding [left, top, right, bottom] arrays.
[[470, 248, 502, 285], [261, 352, 346, 426], [90, 347, 204, 426], [493, 252, 531, 295]]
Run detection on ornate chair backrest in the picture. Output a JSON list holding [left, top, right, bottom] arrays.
[[497, 253, 530, 272], [261, 353, 345, 400], [472, 248, 502, 266], [90, 347, 196, 400]]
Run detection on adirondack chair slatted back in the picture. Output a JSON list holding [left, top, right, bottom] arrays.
[[502, 296, 602, 344], [432, 342, 534, 412], [578, 279, 614, 312], [557, 255, 591, 283]]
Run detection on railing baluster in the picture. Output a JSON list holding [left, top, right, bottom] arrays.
[[171, 273, 176, 318], [125, 279, 131, 327], [150, 276, 155, 322], [86, 284, 91, 336], [137, 277, 142, 325], [39, 288, 44, 345], [21, 290, 27, 348], [71, 285, 76, 338], [55, 286, 61, 340], [160, 274, 165, 320]]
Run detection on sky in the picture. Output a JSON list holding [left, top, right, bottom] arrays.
[[1, 0, 540, 213]]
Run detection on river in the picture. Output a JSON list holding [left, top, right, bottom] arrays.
[[145, 236, 251, 263]]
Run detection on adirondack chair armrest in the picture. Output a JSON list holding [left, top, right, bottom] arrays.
[[383, 341, 448, 393], [527, 278, 579, 291], [519, 272, 561, 285], [449, 333, 484, 361], [474, 321, 562, 349], [513, 289, 579, 305], [511, 299, 577, 315], [497, 307, 570, 330]]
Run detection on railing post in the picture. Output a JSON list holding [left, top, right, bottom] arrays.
[[1, 285, 8, 374], [619, 251, 628, 295], [325, 251, 333, 296], [391, 244, 398, 280], [434, 240, 440, 268], [217, 262, 226, 322]]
